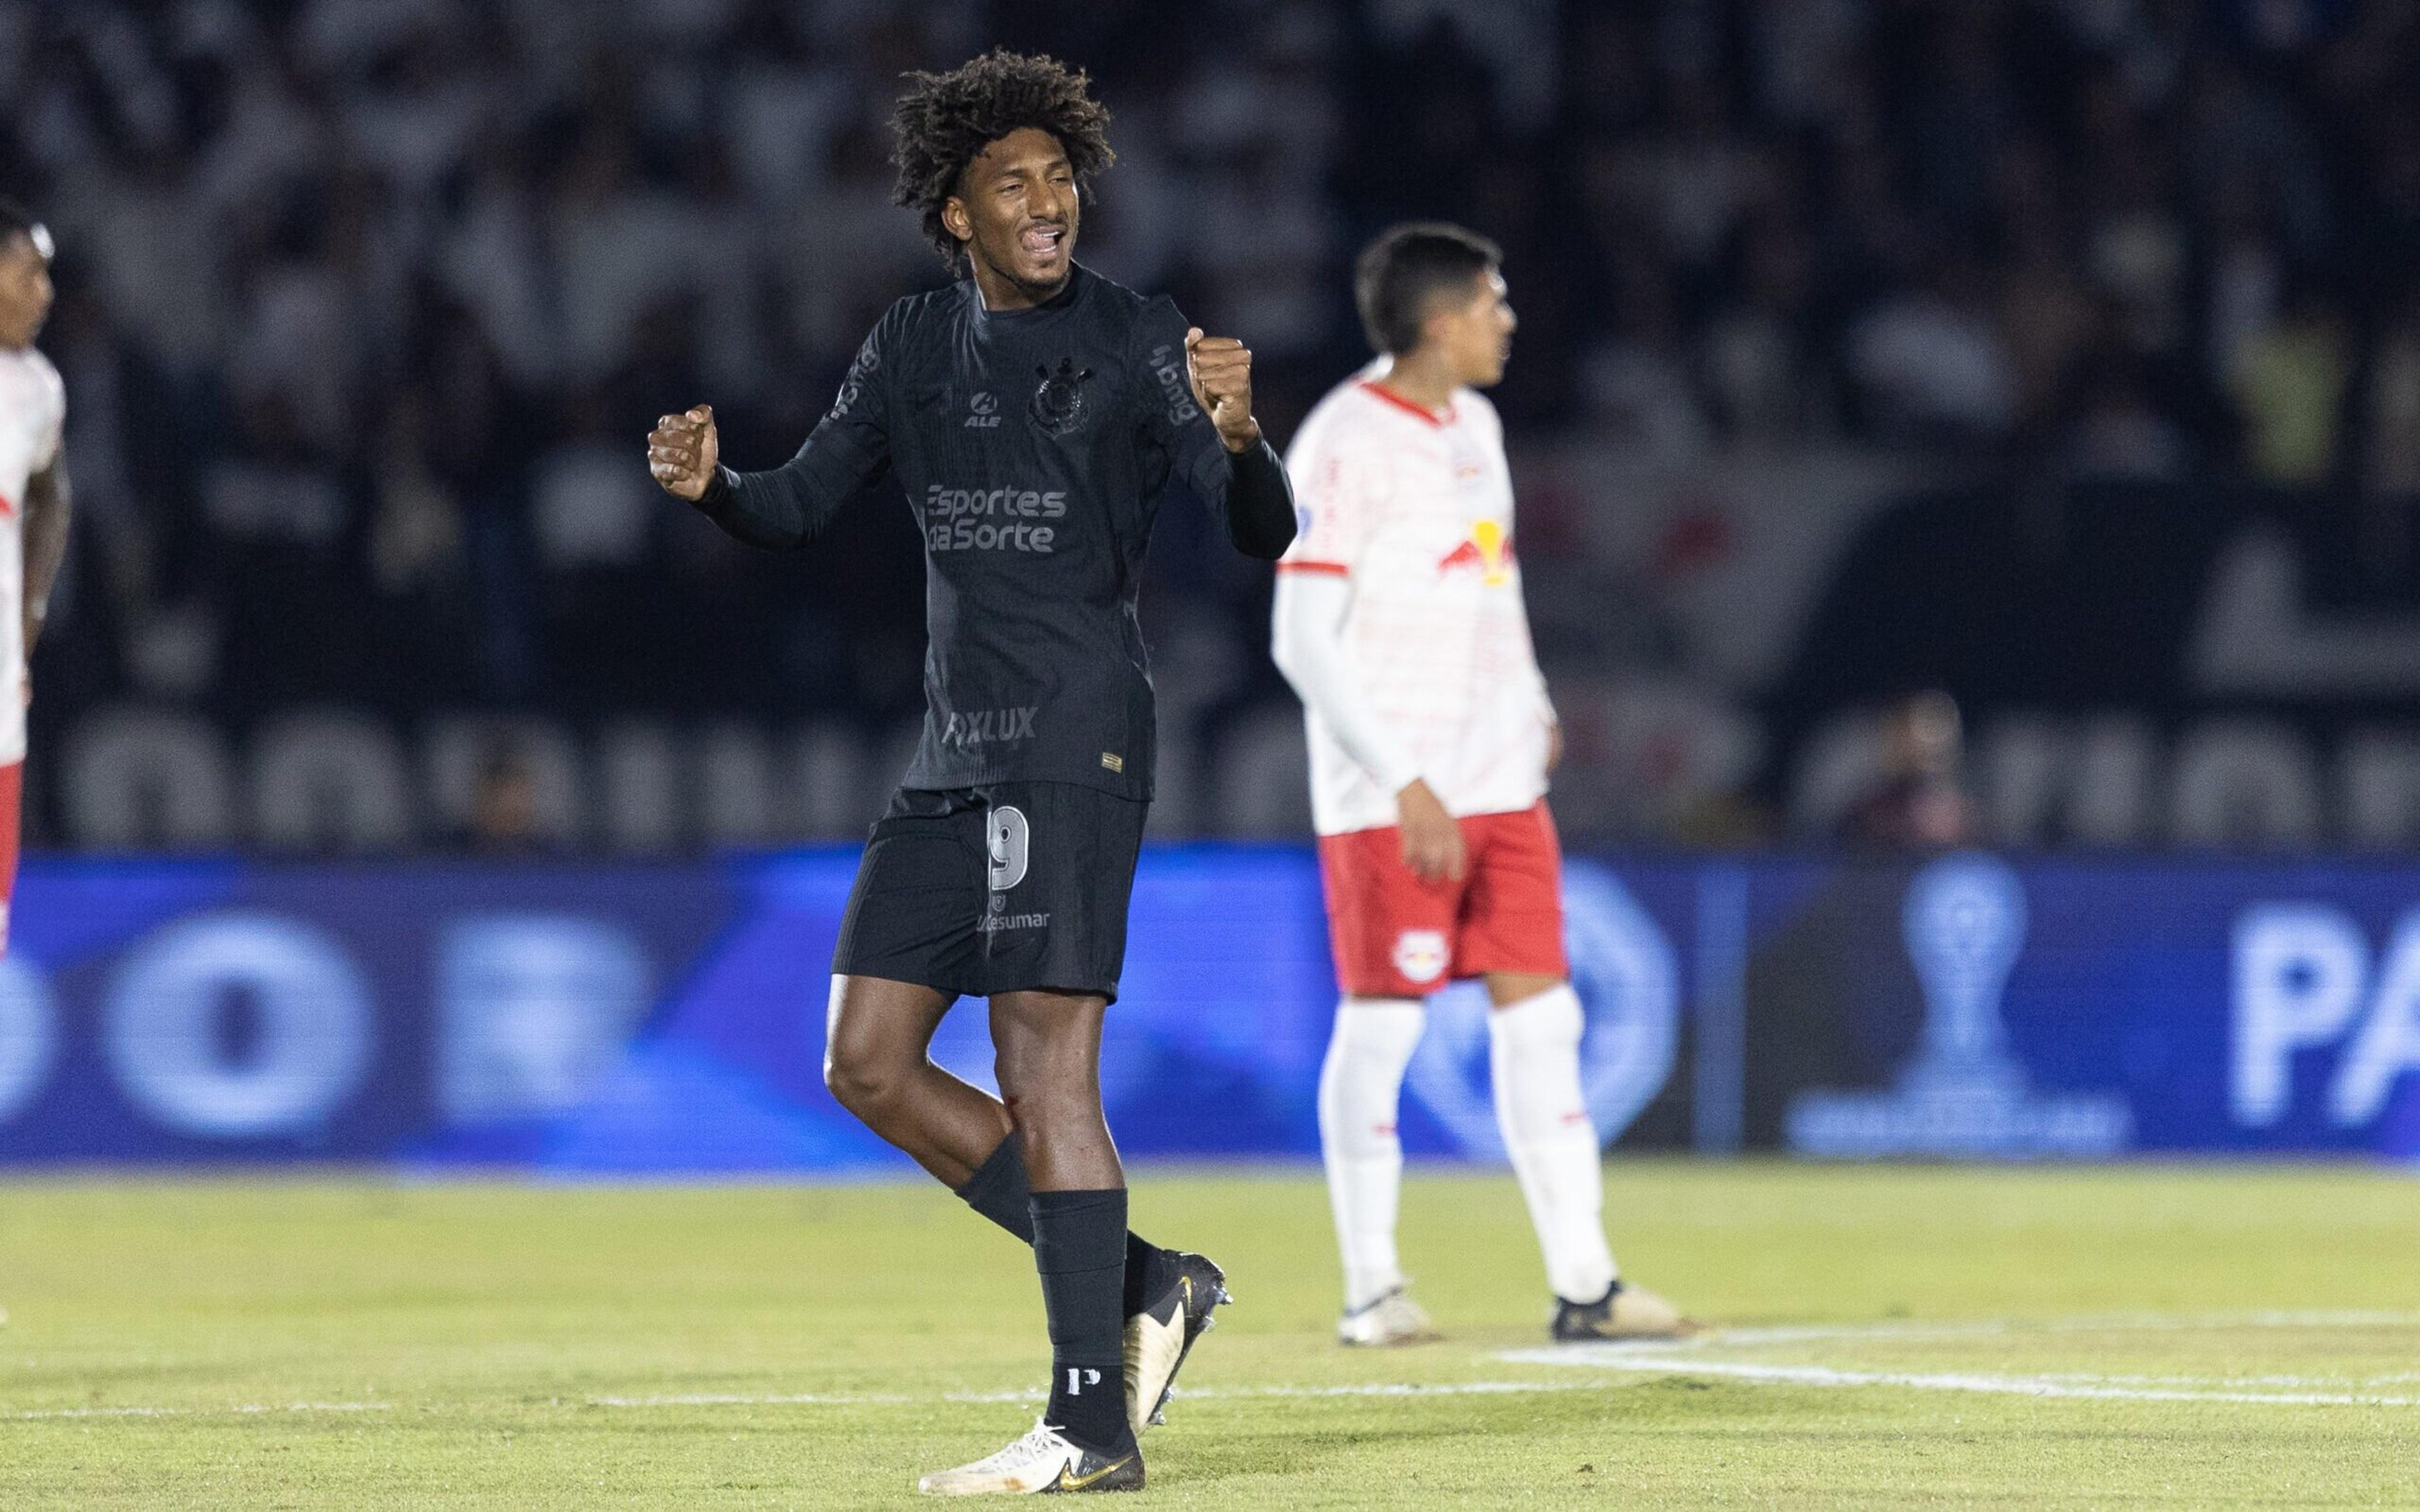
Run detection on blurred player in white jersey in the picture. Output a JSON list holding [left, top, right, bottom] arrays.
[[0, 200, 72, 954], [1272, 224, 1687, 1346]]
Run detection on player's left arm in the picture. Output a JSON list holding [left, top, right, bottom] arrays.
[[21, 452, 69, 677], [1168, 324, 1294, 559]]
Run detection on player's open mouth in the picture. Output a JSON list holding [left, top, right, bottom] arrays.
[[1022, 225, 1066, 261]]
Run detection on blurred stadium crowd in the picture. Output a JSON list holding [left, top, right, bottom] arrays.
[[6, 0, 2420, 852]]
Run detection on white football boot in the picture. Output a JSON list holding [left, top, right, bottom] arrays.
[[916, 1419, 1142, 1496], [1336, 1285, 1439, 1346]]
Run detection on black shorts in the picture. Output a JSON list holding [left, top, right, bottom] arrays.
[[831, 781, 1148, 1002]]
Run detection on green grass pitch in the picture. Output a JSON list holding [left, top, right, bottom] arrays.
[[1, 1164, 2414, 1508]]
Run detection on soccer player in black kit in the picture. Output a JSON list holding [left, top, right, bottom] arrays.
[[648, 52, 1294, 1496]]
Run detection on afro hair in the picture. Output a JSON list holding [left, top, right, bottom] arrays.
[[891, 49, 1115, 269]]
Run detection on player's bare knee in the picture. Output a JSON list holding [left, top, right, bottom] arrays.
[[822, 976, 952, 1119], [819, 1053, 875, 1115], [821, 1036, 905, 1118], [1001, 1088, 1088, 1142]]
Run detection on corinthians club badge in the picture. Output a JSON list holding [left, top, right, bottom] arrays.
[[1031, 357, 1095, 436]]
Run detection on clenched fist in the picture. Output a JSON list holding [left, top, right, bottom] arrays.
[[648, 405, 720, 501], [1184, 328, 1260, 452]]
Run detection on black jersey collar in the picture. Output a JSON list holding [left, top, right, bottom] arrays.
[[967, 262, 1090, 326]]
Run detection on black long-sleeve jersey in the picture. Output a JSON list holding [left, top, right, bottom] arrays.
[[694, 263, 1296, 801]]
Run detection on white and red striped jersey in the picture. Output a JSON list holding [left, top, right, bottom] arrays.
[[0, 346, 65, 765], [1276, 370, 1553, 836]]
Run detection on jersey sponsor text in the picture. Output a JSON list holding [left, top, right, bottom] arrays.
[[923, 483, 1067, 554], [942, 706, 1039, 747]]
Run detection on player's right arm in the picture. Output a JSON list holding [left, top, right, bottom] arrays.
[[1268, 418, 1465, 883], [647, 318, 895, 549], [1273, 572, 1466, 883]]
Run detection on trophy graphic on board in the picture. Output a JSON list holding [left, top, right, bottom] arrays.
[[1787, 852, 2132, 1158]]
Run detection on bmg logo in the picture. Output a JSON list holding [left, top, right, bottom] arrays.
[[1147, 343, 1201, 428]]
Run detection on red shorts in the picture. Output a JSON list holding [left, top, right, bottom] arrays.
[[0, 761, 18, 954], [1316, 799, 1567, 998]]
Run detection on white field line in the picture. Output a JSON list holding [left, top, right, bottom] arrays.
[[1969, 1371, 2420, 1389], [1499, 1349, 2420, 1408], [1502, 1312, 2420, 1407], [587, 1380, 1615, 1409], [12, 1315, 2416, 1422], [3, 1381, 1624, 1423], [1695, 1310, 2420, 1349], [23, 1369, 2406, 1421], [6, 1402, 392, 1422]]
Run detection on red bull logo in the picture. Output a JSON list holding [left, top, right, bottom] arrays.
[[1437, 518, 1513, 584]]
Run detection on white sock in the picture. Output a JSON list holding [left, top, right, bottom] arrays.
[[1317, 997, 1426, 1311], [1488, 983, 1618, 1303]]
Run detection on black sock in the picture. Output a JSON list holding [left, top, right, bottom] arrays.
[[954, 1134, 1039, 1243], [1030, 1188, 1135, 1455], [956, 1135, 1177, 1315]]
